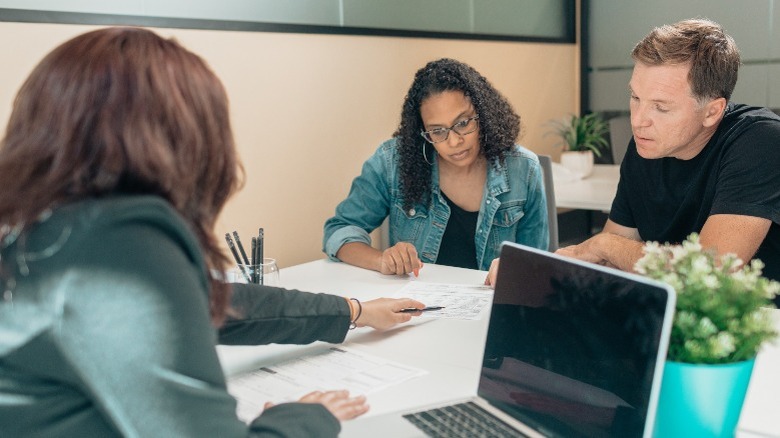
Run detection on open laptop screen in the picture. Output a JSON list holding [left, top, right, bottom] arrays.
[[480, 243, 673, 438]]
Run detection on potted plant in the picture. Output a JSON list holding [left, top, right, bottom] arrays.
[[549, 112, 609, 179], [634, 234, 779, 437]]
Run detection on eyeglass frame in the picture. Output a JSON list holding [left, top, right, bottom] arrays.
[[420, 115, 479, 144]]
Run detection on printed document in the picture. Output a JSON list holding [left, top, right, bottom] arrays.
[[227, 346, 427, 422], [394, 282, 493, 320]]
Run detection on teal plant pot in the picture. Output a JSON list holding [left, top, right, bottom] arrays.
[[653, 359, 755, 438]]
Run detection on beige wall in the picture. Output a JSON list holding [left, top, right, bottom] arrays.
[[0, 21, 578, 268]]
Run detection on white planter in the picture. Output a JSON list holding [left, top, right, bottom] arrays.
[[560, 150, 594, 179]]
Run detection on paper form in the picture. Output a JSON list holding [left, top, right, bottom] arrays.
[[393, 282, 493, 320], [226, 346, 427, 423]]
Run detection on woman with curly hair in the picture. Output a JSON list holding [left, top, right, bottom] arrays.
[[324, 58, 548, 276]]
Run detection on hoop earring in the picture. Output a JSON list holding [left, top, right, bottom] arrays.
[[422, 143, 434, 165]]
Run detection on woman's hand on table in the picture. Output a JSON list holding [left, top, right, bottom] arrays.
[[357, 297, 426, 330], [379, 242, 423, 276], [484, 258, 499, 288], [265, 390, 369, 421]]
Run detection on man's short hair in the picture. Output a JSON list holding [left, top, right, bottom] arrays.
[[632, 18, 740, 103]]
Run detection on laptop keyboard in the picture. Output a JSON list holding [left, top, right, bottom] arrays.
[[402, 401, 530, 438]]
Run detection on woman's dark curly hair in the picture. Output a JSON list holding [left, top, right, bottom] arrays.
[[394, 58, 520, 211]]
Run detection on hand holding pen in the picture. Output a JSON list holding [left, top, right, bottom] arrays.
[[353, 298, 427, 330]]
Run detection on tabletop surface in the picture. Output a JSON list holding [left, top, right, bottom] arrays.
[[552, 163, 620, 212], [218, 259, 780, 438], [218, 260, 490, 418]]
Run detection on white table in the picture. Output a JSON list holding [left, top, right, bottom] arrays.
[[739, 309, 780, 438], [218, 260, 489, 418], [218, 259, 780, 438], [552, 163, 620, 212]]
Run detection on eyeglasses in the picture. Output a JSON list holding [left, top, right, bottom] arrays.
[[420, 115, 479, 143]]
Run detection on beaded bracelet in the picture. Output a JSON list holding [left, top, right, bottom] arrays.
[[349, 298, 362, 330]]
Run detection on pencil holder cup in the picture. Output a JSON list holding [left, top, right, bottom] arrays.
[[228, 258, 279, 286], [259, 258, 280, 286]]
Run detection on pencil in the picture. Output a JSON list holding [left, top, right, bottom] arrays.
[[258, 228, 264, 285], [225, 233, 250, 282], [233, 231, 249, 265], [251, 236, 258, 284]]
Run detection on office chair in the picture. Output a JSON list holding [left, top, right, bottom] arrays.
[[609, 116, 632, 164], [537, 155, 559, 252]]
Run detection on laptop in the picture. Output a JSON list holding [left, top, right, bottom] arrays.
[[341, 242, 676, 438]]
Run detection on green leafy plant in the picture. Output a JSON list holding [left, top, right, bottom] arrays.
[[548, 112, 610, 157], [635, 233, 779, 364]]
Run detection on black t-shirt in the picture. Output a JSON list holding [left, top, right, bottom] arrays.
[[610, 103, 780, 303], [436, 191, 479, 270]]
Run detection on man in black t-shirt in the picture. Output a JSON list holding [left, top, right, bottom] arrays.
[[555, 19, 780, 306]]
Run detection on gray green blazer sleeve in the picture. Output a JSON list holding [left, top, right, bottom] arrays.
[[219, 283, 351, 345], [0, 196, 341, 437]]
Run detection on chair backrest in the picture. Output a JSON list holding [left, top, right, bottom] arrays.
[[537, 154, 559, 252], [609, 116, 632, 164]]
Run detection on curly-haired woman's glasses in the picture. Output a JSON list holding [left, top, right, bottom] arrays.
[[420, 115, 479, 143]]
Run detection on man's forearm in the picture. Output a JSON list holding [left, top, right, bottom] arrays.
[[591, 232, 646, 272]]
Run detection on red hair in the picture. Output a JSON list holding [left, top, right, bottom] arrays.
[[0, 27, 242, 325]]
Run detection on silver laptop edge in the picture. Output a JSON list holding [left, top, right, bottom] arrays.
[[342, 242, 677, 438], [499, 241, 677, 438]]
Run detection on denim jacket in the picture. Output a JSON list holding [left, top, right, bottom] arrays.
[[323, 138, 549, 271]]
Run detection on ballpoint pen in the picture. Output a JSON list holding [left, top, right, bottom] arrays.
[[400, 306, 445, 313]]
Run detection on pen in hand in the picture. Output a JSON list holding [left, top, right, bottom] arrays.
[[400, 306, 445, 313]]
